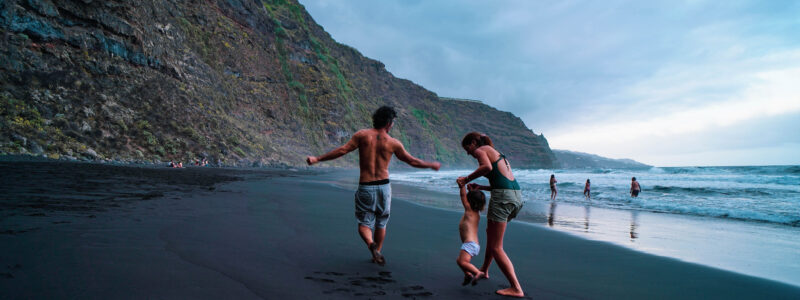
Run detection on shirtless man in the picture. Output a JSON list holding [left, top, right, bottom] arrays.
[[630, 177, 641, 197], [306, 106, 441, 265]]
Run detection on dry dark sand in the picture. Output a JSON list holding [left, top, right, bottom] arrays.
[[1, 163, 799, 299]]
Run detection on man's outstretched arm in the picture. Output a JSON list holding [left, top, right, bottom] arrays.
[[394, 142, 441, 170], [306, 135, 359, 165]]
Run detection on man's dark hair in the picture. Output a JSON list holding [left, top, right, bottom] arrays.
[[373, 106, 397, 129], [467, 190, 486, 212]]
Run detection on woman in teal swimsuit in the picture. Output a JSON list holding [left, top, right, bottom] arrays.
[[457, 132, 524, 298]]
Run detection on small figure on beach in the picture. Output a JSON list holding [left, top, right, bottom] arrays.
[[457, 132, 525, 297], [631, 177, 641, 197], [550, 174, 558, 201], [584, 179, 591, 199], [456, 180, 486, 286], [306, 106, 441, 266]]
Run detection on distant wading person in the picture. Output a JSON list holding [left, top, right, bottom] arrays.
[[584, 179, 591, 199], [457, 132, 525, 298], [306, 106, 441, 265], [630, 177, 641, 198], [550, 174, 558, 201]]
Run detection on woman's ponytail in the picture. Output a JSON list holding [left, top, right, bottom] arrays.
[[462, 132, 494, 148], [480, 134, 494, 148]]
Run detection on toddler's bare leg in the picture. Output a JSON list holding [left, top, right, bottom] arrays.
[[457, 251, 481, 275]]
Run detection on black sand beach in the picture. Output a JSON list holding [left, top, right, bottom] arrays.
[[1, 162, 799, 299]]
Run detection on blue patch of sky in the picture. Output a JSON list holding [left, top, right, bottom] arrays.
[[300, 0, 800, 166]]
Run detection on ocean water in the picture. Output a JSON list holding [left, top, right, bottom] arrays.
[[389, 166, 800, 286], [391, 166, 800, 227]]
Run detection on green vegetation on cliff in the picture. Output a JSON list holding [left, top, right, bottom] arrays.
[[0, 0, 555, 168]]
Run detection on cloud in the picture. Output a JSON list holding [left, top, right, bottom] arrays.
[[300, 0, 800, 165], [548, 50, 800, 160], [636, 143, 800, 167]]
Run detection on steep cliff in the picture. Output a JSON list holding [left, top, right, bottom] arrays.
[[0, 0, 556, 168]]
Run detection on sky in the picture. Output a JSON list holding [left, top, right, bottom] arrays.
[[299, 0, 800, 167]]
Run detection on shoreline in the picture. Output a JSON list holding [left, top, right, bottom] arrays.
[[256, 170, 800, 293], [388, 179, 800, 287], [315, 171, 800, 288], [380, 172, 800, 286], [1, 163, 799, 298]]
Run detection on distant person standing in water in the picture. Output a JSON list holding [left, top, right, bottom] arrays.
[[550, 174, 558, 201], [306, 106, 441, 266], [584, 179, 591, 199], [631, 177, 641, 197], [457, 132, 525, 298]]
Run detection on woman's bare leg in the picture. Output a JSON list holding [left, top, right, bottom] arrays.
[[486, 220, 524, 297], [479, 226, 495, 278]]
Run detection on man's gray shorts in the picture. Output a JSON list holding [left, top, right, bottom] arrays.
[[354, 183, 391, 229]]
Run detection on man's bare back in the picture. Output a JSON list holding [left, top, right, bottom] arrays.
[[308, 128, 439, 182], [353, 128, 398, 183]]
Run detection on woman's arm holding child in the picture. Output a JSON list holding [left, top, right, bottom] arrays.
[[468, 183, 491, 191]]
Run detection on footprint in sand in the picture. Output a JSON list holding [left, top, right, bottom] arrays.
[[400, 285, 432, 298], [304, 276, 335, 283], [1, 264, 21, 279], [306, 271, 432, 298], [322, 287, 353, 294], [316, 271, 345, 276], [350, 275, 395, 285]]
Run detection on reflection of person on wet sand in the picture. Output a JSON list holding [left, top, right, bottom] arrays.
[[455, 181, 486, 286], [584, 205, 591, 231], [630, 211, 639, 240], [306, 106, 441, 266], [548, 201, 557, 227]]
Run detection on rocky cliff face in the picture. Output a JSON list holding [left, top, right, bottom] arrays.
[[0, 0, 556, 168]]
